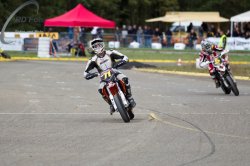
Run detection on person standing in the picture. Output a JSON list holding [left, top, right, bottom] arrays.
[[121, 25, 128, 47], [188, 29, 197, 48], [166, 28, 172, 47], [218, 30, 227, 49]]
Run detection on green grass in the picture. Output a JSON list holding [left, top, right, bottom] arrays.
[[7, 49, 250, 62], [5, 50, 250, 77], [118, 49, 250, 62], [157, 64, 250, 77]]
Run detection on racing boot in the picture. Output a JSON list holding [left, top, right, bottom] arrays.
[[122, 78, 136, 108], [210, 72, 220, 88], [214, 79, 220, 88], [109, 104, 115, 115], [127, 96, 136, 108]]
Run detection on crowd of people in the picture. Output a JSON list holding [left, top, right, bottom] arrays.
[[63, 22, 250, 54], [114, 25, 173, 48]]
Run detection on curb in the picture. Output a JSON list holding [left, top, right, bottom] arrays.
[[0, 57, 88, 62], [1, 57, 249, 81], [136, 68, 250, 81], [1, 57, 250, 65]]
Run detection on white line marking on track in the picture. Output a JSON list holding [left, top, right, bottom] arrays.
[[152, 94, 171, 98], [70, 96, 83, 99], [0, 112, 149, 115], [26, 92, 37, 95], [29, 99, 40, 103], [23, 84, 33, 87], [56, 81, 65, 84]]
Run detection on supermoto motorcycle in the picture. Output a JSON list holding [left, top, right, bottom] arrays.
[[213, 50, 239, 96], [99, 68, 134, 123]]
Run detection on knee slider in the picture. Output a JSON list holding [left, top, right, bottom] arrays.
[[98, 89, 103, 95], [122, 77, 129, 84]]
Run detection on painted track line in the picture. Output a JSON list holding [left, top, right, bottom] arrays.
[[136, 68, 250, 81], [0, 112, 148, 115], [149, 113, 250, 140]]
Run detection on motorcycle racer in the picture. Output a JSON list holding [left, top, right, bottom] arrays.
[[199, 40, 229, 88], [84, 38, 136, 114]]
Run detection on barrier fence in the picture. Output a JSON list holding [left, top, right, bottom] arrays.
[[1, 32, 250, 57]]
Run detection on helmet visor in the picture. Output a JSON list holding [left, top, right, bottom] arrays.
[[92, 42, 104, 55]]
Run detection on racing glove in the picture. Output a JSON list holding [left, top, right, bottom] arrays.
[[113, 60, 126, 69], [85, 73, 99, 80]]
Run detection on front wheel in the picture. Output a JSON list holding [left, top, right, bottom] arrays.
[[226, 75, 239, 96], [113, 94, 130, 123]]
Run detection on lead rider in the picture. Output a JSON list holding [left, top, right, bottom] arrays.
[[84, 38, 136, 114]]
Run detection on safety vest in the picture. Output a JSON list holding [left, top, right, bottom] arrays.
[[219, 35, 227, 49]]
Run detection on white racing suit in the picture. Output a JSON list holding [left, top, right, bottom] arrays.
[[84, 49, 135, 108]]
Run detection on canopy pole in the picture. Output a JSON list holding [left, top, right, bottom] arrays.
[[179, 20, 181, 42], [230, 21, 233, 37]]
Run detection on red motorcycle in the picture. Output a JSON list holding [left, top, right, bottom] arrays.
[[213, 50, 239, 96], [99, 68, 134, 123]]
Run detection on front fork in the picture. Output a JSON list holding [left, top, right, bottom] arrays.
[[216, 71, 229, 87], [106, 83, 129, 111]]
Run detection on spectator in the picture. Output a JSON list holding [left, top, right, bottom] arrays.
[[91, 27, 98, 39], [137, 26, 143, 45], [144, 25, 153, 48], [201, 22, 208, 33], [121, 25, 128, 47], [127, 25, 133, 43], [198, 26, 204, 39], [218, 30, 227, 49], [68, 27, 73, 40], [226, 29, 231, 37], [166, 27, 172, 47], [245, 31, 250, 39], [115, 26, 121, 42], [210, 24, 216, 36], [153, 27, 161, 43], [188, 29, 197, 48], [233, 27, 242, 37], [74, 27, 80, 42], [187, 23, 193, 33], [79, 28, 87, 46], [96, 27, 103, 39], [132, 25, 137, 41], [215, 28, 222, 37]]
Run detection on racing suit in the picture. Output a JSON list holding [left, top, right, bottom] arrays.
[[84, 49, 135, 108], [199, 45, 229, 85]]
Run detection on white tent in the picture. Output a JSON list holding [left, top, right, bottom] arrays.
[[230, 10, 250, 37], [146, 11, 229, 23]]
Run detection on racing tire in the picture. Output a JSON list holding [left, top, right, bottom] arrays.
[[226, 75, 239, 96], [114, 94, 130, 123]]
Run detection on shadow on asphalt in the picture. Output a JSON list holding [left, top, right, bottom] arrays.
[[120, 62, 156, 70]]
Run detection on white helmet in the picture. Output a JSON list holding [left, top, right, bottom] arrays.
[[89, 38, 105, 57], [201, 40, 212, 53]]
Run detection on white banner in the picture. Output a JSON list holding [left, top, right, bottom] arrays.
[[0, 38, 24, 51], [206, 37, 250, 50]]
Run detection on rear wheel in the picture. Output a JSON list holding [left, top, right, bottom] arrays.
[[226, 75, 239, 96], [114, 94, 130, 123]]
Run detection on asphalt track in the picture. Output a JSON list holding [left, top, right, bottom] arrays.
[[0, 60, 250, 166]]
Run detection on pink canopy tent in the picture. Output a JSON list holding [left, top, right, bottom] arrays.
[[44, 4, 115, 28]]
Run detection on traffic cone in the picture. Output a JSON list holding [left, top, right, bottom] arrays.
[[177, 58, 182, 66]]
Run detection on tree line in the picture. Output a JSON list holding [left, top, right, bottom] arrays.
[[0, 0, 249, 31]]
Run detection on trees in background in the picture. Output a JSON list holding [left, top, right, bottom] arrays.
[[0, 0, 249, 31]]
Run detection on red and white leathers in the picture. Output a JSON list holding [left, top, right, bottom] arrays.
[[199, 44, 229, 77]]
